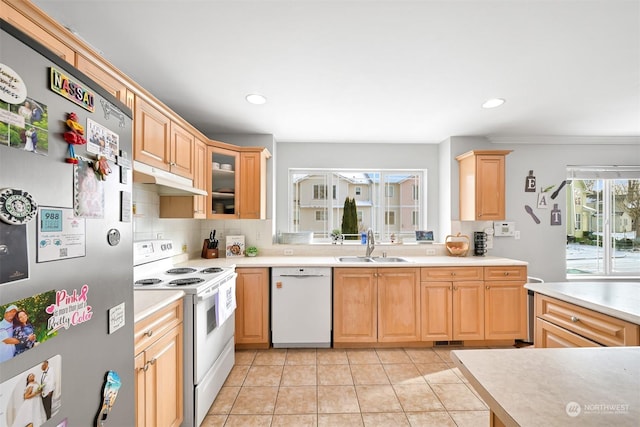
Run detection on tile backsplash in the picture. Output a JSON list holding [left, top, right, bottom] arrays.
[[133, 183, 273, 258]]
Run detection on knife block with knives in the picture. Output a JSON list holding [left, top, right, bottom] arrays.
[[202, 229, 219, 258], [201, 240, 219, 259]]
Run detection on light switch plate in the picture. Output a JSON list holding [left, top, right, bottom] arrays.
[[108, 302, 125, 334]]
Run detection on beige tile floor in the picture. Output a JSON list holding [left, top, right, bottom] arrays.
[[201, 346, 504, 427]]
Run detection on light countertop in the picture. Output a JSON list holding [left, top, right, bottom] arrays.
[[525, 282, 640, 324], [134, 290, 184, 323], [177, 255, 527, 269], [452, 347, 640, 427]]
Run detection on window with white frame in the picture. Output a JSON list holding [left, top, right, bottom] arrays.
[[313, 184, 327, 200], [385, 211, 395, 225], [289, 169, 425, 241], [566, 166, 640, 277]]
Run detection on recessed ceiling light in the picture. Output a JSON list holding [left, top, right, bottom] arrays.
[[246, 94, 267, 105], [482, 98, 505, 109]]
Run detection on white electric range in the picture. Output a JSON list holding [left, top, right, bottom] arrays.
[[134, 240, 237, 427]]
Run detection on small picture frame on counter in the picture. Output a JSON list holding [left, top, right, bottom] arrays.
[[415, 230, 434, 243], [225, 235, 245, 257]]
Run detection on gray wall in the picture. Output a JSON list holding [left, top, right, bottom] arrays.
[[274, 142, 440, 238], [447, 138, 640, 282]]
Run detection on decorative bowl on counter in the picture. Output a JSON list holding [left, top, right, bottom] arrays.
[[445, 233, 470, 257]]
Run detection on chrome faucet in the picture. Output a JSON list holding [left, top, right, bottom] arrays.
[[365, 228, 375, 257]]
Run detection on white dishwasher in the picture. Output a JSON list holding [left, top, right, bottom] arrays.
[[271, 267, 332, 348]]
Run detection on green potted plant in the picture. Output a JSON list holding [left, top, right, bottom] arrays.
[[245, 246, 258, 257]]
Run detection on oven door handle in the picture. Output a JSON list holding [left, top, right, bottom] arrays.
[[197, 272, 237, 302], [197, 287, 218, 302]]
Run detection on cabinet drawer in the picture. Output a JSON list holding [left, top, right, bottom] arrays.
[[484, 266, 527, 281], [421, 267, 483, 282], [535, 294, 639, 347], [535, 318, 602, 348], [135, 299, 183, 354]]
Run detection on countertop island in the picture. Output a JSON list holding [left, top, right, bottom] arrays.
[[452, 347, 640, 427], [525, 281, 640, 324]]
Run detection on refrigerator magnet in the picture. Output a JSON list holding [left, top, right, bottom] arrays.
[[0, 188, 37, 224], [96, 370, 121, 426]]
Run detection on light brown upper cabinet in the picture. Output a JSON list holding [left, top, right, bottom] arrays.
[[159, 136, 207, 219], [134, 96, 194, 179], [76, 54, 134, 109], [1, 2, 75, 65], [207, 141, 270, 219], [456, 150, 512, 221]]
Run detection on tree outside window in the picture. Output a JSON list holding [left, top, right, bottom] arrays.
[[566, 167, 640, 277]]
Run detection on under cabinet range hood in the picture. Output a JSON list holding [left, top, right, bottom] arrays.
[[133, 160, 208, 196]]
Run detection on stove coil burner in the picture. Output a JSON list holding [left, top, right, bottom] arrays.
[[166, 267, 197, 275], [135, 278, 163, 286], [201, 267, 224, 274], [169, 278, 205, 286]]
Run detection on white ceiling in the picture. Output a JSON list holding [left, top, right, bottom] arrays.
[[32, 0, 640, 144]]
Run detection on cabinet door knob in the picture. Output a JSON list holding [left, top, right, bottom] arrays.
[[141, 362, 150, 372], [451, 272, 456, 276], [453, 286, 458, 291], [570, 316, 579, 323], [144, 330, 153, 338], [504, 272, 509, 276], [486, 286, 490, 290]]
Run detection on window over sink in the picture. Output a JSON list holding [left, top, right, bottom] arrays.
[[288, 168, 426, 243]]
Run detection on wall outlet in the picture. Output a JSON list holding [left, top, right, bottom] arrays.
[[284, 249, 294, 255], [426, 248, 436, 255], [182, 244, 188, 253], [514, 231, 521, 240], [156, 232, 164, 239]]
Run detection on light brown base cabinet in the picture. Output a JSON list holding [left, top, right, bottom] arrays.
[[235, 268, 270, 349], [333, 268, 420, 344], [535, 293, 639, 347], [421, 266, 527, 343], [134, 300, 183, 427]]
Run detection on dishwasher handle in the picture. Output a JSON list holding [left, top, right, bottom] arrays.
[[275, 274, 329, 278]]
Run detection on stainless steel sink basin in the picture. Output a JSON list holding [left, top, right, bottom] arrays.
[[337, 256, 410, 263], [337, 256, 375, 262], [371, 256, 410, 263]]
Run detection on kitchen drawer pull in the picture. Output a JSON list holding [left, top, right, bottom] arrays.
[[451, 272, 456, 276], [144, 330, 153, 338], [570, 316, 579, 323]]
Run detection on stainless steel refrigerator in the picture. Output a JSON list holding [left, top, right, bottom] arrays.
[[0, 20, 134, 427]]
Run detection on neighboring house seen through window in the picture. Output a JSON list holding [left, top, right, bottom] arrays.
[[289, 169, 425, 242], [566, 166, 640, 277]]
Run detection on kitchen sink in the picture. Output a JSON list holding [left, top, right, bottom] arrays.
[[337, 256, 375, 262], [337, 256, 410, 263], [371, 256, 410, 263]]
